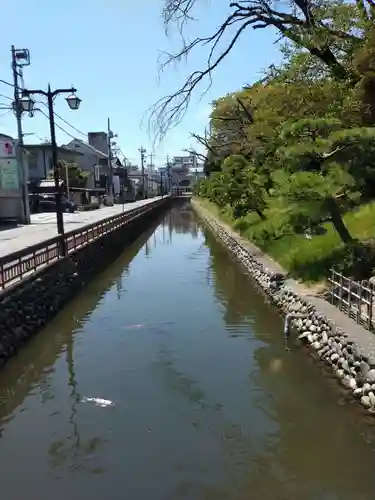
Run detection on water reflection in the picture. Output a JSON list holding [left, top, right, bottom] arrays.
[[203, 210, 375, 499], [0, 216, 163, 427], [0, 203, 375, 499], [163, 201, 200, 236]]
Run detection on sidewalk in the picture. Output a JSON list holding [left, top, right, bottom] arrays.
[[0, 197, 163, 258]]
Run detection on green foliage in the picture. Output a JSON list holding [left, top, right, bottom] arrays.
[[194, 2, 375, 280], [57, 160, 88, 188]]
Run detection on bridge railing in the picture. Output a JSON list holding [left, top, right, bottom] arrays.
[[0, 198, 166, 292]]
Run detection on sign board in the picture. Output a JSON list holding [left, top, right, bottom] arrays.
[[0, 158, 19, 189], [0, 138, 19, 190], [94, 164, 100, 182], [0, 139, 15, 158]]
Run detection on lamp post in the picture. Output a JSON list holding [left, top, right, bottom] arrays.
[[138, 146, 146, 199], [160, 171, 164, 198], [21, 85, 81, 256]]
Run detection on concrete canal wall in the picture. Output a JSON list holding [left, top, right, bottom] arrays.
[[0, 198, 170, 366], [193, 199, 375, 414]]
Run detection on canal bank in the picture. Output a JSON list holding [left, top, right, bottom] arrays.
[[1, 203, 375, 499], [0, 198, 169, 367], [192, 198, 375, 414]]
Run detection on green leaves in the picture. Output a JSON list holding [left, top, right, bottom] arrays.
[[195, 1, 375, 245]]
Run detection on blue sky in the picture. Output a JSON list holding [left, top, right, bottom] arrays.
[[0, 0, 281, 168]]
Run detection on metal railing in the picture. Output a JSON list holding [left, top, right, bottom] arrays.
[[0, 199, 166, 291], [329, 269, 374, 330]]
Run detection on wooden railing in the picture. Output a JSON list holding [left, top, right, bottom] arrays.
[[328, 269, 374, 330], [0, 199, 166, 291]]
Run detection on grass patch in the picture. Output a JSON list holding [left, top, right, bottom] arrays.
[[195, 198, 375, 283]]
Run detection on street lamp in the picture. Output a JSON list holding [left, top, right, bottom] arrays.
[[138, 147, 146, 199], [66, 93, 81, 110], [22, 85, 81, 256], [19, 95, 35, 113], [160, 171, 164, 198]]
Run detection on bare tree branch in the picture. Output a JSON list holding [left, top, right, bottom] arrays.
[[190, 130, 217, 156], [189, 129, 244, 157], [162, 0, 199, 35], [149, 0, 358, 142], [235, 97, 254, 123], [150, 8, 254, 142], [183, 146, 208, 162]]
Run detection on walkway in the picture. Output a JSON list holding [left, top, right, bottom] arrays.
[[0, 197, 163, 258]]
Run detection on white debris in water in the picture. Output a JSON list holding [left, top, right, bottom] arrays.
[[81, 397, 115, 408]]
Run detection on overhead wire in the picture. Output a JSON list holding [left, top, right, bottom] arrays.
[[0, 79, 15, 89], [37, 109, 116, 169], [38, 109, 79, 141], [37, 100, 86, 137], [0, 110, 11, 118], [0, 93, 12, 101]]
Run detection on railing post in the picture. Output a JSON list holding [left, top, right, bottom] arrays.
[[369, 285, 373, 329], [19, 256, 23, 279], [59, 235, 67, 257], [0, 260, 4, 290], [339, 272, 343, 311], [357, 281, 362, 324], [348, 278, 352, 316]]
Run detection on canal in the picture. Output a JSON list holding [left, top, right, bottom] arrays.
[[1, 202, 375, 499]]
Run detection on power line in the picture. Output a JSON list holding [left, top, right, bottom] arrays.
[[37, 110, 110, 167], [38, 109, 77, 140], [0, 93, 12, 101], [0, 79, 15, 89], [38, 100, 86, 137]]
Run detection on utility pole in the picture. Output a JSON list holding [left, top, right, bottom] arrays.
[[11, 45, 31, 224], [107, 117, 114, 202], [160, 170, 164, 197], [148, 152, 155, 197], [148, 152, 155, 171], [139, 146, 146, 199], [166, 155, 172, 195]]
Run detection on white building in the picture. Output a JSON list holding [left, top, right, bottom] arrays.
[[127, 166, 160, 198], [171, 153, 198, 171]]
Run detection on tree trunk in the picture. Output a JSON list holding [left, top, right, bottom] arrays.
[[309, 47, 355, 82], [255, 208, 266, 220], [326, 197, 353, 244]]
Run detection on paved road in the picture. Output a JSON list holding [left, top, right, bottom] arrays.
[[0, 197, 163, 258]]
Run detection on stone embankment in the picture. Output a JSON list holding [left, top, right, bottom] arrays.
[[193, 200, 375, 414], [0, 199, 169, 367]]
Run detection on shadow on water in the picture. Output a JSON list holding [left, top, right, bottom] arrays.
[[1, 202, 375, 499], [0, 212, 166, 424], [201, 221, 375, 499]]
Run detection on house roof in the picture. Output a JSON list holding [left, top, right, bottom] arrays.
[[64, 138, 108, 159], [25, 143, 84, 156]]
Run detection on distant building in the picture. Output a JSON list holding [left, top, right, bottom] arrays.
[[65, 133, 128, 192], [171, 153, 198, 172], [65, 138, 108, 189], [87, 132, 108, 155]]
